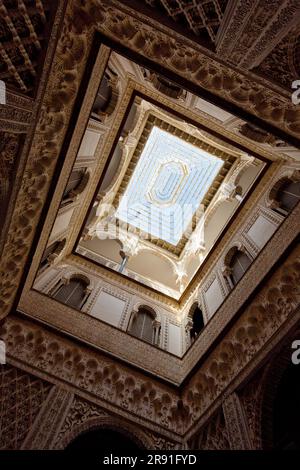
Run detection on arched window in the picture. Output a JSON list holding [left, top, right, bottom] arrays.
[[271, 178, 300, 215], [92, 72, 119, 121], [229, 249, 252, 285], [39, 239, 66, 272], [128, 307, 157, 345], [52, 276, 90, 310], [189, 304, 204, 341], [61, 168, 88, 206]]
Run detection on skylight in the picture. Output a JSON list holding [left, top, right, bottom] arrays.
[[116, 127, 223, 245]]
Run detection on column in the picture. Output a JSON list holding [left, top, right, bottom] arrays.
[[127, 310, 137, 332], [118, 254, 129, 273], [80, 286, 92, 310], [222, 392, 253, 450], [222, 267, 234, 290], [21, 386, 74, 449], [153, 320, 161, 346], [185, 319, 194, 349]]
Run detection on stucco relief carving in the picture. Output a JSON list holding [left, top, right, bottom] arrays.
[[2, 240, 299, 437], [21, 386, 74, 450], [217, 0, 300, 70], [100, 0, 300, 136], [55, 395, 168, 449], [0, 364, 52, 450], [0, 91, 33, 133], [0, 316, 187, 435], [188, 408, 230, 449], [238, 370, 266, 449], [222, 392, 253, 449], [0, 0, 299, 323], [182, 244, 300, 428]]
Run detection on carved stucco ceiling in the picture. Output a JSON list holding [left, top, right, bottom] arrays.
[[142, 0, 229, 47], [0, 0, 58, 95], [253, 27, 300, 91]]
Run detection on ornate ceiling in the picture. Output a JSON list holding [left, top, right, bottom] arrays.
[[122, 0, 300, 94], [0, 0, 298, 317], [0, 0, 58, 95], [0, 2, 299, 449], [143, 0, 229, 46]]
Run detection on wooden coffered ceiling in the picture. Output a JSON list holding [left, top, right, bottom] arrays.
[[0, 0, 58, 95]]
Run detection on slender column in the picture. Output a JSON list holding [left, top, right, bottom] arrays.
[[222, 267, 234, 290], [21, 386, 74, 449], [185, 319, 194, 349], [119, 254, 129, 273], [80, 287, 92, 310], [222, 392, 253, 450], [127, 310, 137, 331], [153, 320, 161, 346]]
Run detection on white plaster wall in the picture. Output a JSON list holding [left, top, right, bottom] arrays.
[[78, 129, 101, 158], [89, 290, 126, 327], [247, 214, 277, 249], [49, 208, 74, 243], [167, 322, 182, 356], [204, 277, 224, 317]]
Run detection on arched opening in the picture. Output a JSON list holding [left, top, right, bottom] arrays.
[[39, 239, 66, 272], [52, 276, 90, 310], [128, 306, 158, 345], [230, 250, 252, 285], [61, 168, 88, 206], [271, 178, 300, 216], [92, 71, 119, 122], [225, 248, 252, 286], [65, 428, 142, 451], [272, 364, 300, 449], [189, 304, 204, 341]]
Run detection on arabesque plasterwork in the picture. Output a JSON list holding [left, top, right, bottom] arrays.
[[1, 0, 299, 321]]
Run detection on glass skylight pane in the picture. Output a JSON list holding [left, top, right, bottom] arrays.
[[116, 127, 223, 245]]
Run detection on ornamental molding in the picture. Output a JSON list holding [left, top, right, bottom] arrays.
[[18, 204, 300, 386], [3, 240, 300, 437], [0, 0, 298, 321]]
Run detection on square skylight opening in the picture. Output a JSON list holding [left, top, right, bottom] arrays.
[[115, 127, 223, 245]]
